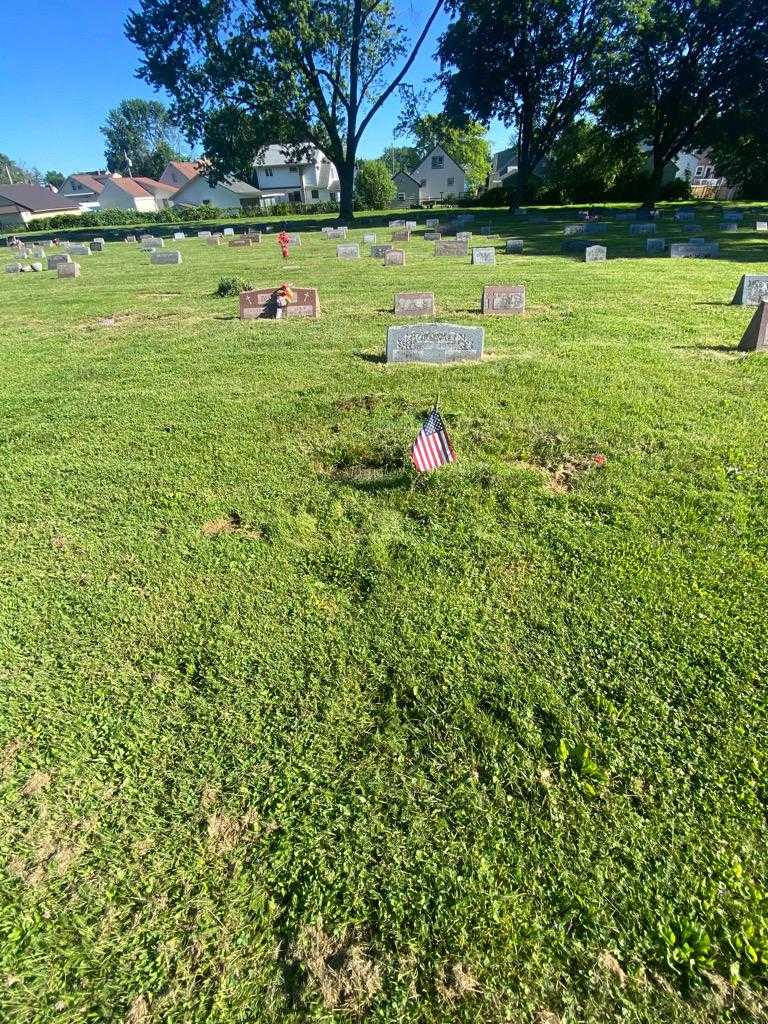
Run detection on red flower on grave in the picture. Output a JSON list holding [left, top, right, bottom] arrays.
[[593, 454, 607, 466]]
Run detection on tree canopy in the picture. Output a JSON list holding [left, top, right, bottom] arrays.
[[101, 98, 186, 178], [126, 0, 443, 220], [395, 108, 491, 192], [354, 158, 397, 209], [598, 0, 768, 205], [438, 0, 614, 205]]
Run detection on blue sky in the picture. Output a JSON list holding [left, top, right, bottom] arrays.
[[0, 2, 509, 176]]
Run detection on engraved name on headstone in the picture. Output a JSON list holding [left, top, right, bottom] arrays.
[[436, 239, 468, 257], [584, 244, 607, 262], [337, 244, 360, 259], [472, 246, 496, 265], [239, 286, 320, 320], [394, 292, 435, 316], [482, 285, 525, 315], [151, 250, 182, 264], [669, 243, 719, 258], [732, 274, 768, 306], [386, 323, 484, 364]]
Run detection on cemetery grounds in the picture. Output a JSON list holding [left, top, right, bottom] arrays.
[[0, 206, 767, 1024]]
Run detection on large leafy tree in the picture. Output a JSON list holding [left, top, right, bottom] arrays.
[[437, 0, 614, 206], [354, 158, 396, 209], [126, 0, 444, 221], [598, 0, 768, 207], [541, 118, 647, 202], [0, 153, 42, 185], [396, 108, 491, 192], [377, 145, 421, 176], [710, 89, 768, 198], [101, 98, 186, 178]]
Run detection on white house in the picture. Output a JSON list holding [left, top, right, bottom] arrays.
[[170, 173, 261, 210], [59, 172, 114, 210], [98, 176, 177, 213], [253, 145, 341, 206], [159, 160, 203, 189], [410, 145, 466, 202]]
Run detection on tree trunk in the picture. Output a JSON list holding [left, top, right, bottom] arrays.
[[338, 158, 356, 222], [643, 150, 666, 210]]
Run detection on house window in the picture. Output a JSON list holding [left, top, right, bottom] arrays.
[[431, 155, 444, 169], [264, 167, 274, 177], [695, 166, 704, 176], [420, 179, 426, 188], [447, 176, 454, 187], [289, 191, 301, 203], [705, 166, 714, 177], [311, 188, 319, 199], [397, 193, 405, 202], [288, 165, 299, 173]]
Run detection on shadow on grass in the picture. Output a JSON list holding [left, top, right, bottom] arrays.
[[673, 344, 740, 353], [354, 351, 385, 364], [213, 314, 239, 321]]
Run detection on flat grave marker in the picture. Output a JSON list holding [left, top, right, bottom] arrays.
[[394, 292, 435, 316], [337, 244, 360, 260], [151, 250, 182, 265], [384, 249, 405, 266], [436, 239, 468, 257], [482, 284, 525, 315], [670, 243, 719, 259], [386, 323, 484, 364], [239, 286, 319, 320]]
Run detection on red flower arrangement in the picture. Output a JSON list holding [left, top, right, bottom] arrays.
[[593, 454, 607, 466]]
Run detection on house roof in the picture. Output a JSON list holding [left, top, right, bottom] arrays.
[[171, 173, 261, 204], [0, 184, 80, 212], [412, 145, 467, 176], [392, 170, 421, 186], [166, 160, 201, 180], [68, 173, 111, 194], [255, 144, 320, 168], [105, 177, 154, 198], [133, 177, 178, 195]]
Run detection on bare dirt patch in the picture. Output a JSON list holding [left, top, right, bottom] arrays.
[[206, 809, 257, 855], [201, 511, 263, 539], [7, 836, 81, 887], [334, 394, 381, 413], [436, 962, 480, 1002], [596, 950, 627, 988], [293, 925, 382, 1012], [1, 739, 23, 778], [126, 994, 151, 1024], [21, 771, 51, 797], [515, 454, 603, 494]]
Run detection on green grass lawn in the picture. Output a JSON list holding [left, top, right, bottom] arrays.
[[1, 205, 767, 1024]]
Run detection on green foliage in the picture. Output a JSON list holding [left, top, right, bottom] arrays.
[[0, 152, 42, 184], [439, 0, 615, 203], [215, 275, 253, 297], [44, 171, 65, 189], [395, 107, 492, 192], [597, 0, 768, 204], [537, 119, 646, 203], [709, 80, 768, 198], [101, 98, 186, 178], [377, 145, 420, 175], [354, 159, 396, 209], [126, 0, 444, 219]]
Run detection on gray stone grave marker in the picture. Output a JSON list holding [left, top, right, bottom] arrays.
[[386, 323, 484, 364], [173, 231, 186, 240], [425, 218, 439, 228], [91, 240, 105, 252], [737, 300, 768, 351], [584, 245, 607, 262], [370, 244, 392, 258], [198, 230, 212, 239], [756, 221, 768, 232], [646, 238, 666, 254], [5, 263, 22, 274], [70, 243, 92, 255], [424, 231, 441, 241], [363, 233, 377, 244], [223, 227, 235, 236], [670, 243, 719, 258], [151, 250, 182, 265], [456, 231, 472, 242], [505, 238, 524, 254], [337, 244, 360, 260], [630, 223, 656, 235], [384, 249, 405, 266], [482, 285, 525, 315], [732, 274, 768, 305], [435, 239, 468, 257], [47, 253, 71, 270], [721, 222, 738, 232], [58, 262, 81, 278], [388, 219, 405, 228], [394, 292, 435, 316], [391, 229, 411, 242], [472, 246, 496, 265]]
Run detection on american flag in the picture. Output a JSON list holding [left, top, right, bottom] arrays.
[[410, 407, 456, 472]]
